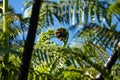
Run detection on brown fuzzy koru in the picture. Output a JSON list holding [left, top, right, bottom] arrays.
[[55, 28, 67, 42]]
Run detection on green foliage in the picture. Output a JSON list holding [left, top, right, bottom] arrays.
[[80, 23, 120, 50], [31, 29, 109, 79], [23, 0, 60, 31], [0, 1, 26, 80], [0, 0, 120, 80], [108, 1, 120, 15]]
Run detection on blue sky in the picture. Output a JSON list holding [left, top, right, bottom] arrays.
[[9, 0, 25, 14], [9, 0, 57, 14]]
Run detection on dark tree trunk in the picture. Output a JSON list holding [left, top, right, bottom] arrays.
[[18, 0, 42, 80]]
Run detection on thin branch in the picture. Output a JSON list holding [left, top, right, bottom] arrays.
[[95, 42, 120, 80]]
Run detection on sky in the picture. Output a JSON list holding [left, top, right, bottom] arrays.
[[9, 0, 24, 14], [9, 0, 57, 14]]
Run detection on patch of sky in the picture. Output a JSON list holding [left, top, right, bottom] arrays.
[[116, 22, 120, 31], [9, 0, 24, 14], [106, 47, 113, 55]]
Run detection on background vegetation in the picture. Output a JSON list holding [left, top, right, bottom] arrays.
[[0, 0, 120, 80]]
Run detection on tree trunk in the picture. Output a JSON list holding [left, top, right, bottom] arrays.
[[18, 0, 42, 80], [1, 0, 9, 80]]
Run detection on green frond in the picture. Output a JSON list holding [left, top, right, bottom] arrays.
[[79, 23, 120, 50], [108, 1, 120, 15], [32, 28, 110, 79], [0, 46, 22, 57]]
